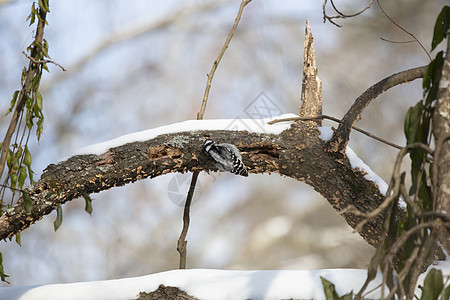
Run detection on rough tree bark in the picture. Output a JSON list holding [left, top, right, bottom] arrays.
[[300, 19, 322, 125], [433, 30, 450, 252], [0, 123, 386, 247]]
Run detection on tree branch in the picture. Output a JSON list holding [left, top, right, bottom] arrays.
[[22, 51, 66, 71], [197, 0, 251, 120], [325, 65, 427, 153], [432, 30, 450, 253], [0, 123, 390, 250], [322, 0, 374, 27]]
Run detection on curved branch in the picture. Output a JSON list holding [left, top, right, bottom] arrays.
[[330, 0, 373, 18], [322, 0, 374, 27], [325, 66, 427, 153], [0, 123, 387, 249]]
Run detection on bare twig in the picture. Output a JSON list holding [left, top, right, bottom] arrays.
[[322, 0, 374, 27], [0, 184, 26, 194], [322, 1, 342, 28], [379, 38, 416, 44], [355, 202, 391, 300], [418, 211, 450, 222], [385, 246, 421, 299], [330, 0, 374, 18], [268, 114, 403, 150], [177, 0, 252, 270], [325, 65, 427, 153], [197, 0, 252, 120], [407, 224, 439, 297], [176, 171, 199, 269], [386, 222, 433, 260], [22, 51, 66, 71], [376, 0, 431, 61]]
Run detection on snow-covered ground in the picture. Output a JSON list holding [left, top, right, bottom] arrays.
[[0, 268, 384, 300], [1, 261, 448, 300]]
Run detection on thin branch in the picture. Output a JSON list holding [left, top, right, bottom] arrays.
[[0, 184, 26, 194], [22, 51, 66, 71], [322, 0, 374, 27], [176, 171, 199, 269], [379, 37, 416, 44], [325, 65, 427, 153], [330, 0, 374, 18], [385, 222, 433, 259], [197, 0, 252, 120], [407, 225, 439, 297], [376, 0, 431, 61], [387, 246, 421, 299], [418, 211, 450, 222], [322, 0, 342, 28], [355, 203, 391, 300], [177, 0, 252, 270], [268, 114, 403, 150]]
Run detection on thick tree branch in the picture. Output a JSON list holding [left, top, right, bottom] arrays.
[[325, 66, 427, 153], [0, 123, 389, 249], [433, 31, 450, 253]]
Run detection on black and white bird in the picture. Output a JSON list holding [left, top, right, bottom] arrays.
[[203, 140, 248, 177]]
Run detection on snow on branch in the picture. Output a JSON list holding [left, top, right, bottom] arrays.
[[70, 114, 296, 157], [0, 114, 389, 250]]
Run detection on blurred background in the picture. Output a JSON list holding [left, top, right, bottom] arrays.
[[0, 0, 446, 286]]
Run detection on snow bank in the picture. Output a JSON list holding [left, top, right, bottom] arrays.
[[0, 268, 385, 300], [2, 263, 448, 299]]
